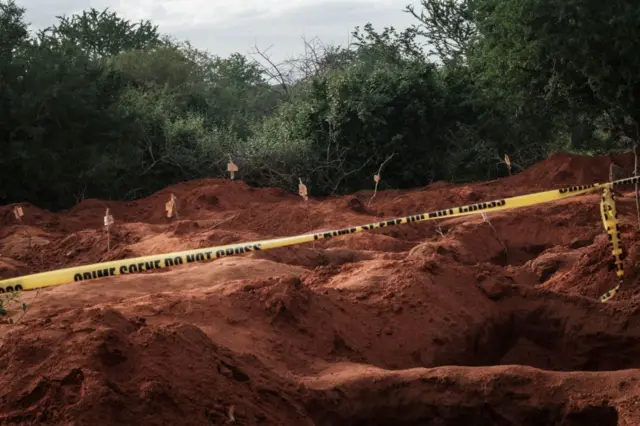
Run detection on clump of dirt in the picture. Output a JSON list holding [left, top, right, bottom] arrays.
[[2, 152, 640, 425]]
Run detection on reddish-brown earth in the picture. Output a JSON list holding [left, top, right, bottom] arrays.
[[1, 152, 640, 425]]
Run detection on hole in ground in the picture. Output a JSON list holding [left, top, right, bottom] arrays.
[[308, 399, 618, 426], [493, 312, 640, 371], [390, 299, 640, 373], [451, 310, 640, 372], [489, 243, 553, 267]]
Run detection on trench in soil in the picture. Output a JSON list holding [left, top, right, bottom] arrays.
[[307, 399, 620, 426]]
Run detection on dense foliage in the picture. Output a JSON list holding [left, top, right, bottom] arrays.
[[1, 0, 638, 209]]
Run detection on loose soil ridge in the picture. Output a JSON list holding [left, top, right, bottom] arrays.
[[1, 152, 640, 425]]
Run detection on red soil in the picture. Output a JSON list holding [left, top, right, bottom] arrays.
[[1, 152, 640, 425]]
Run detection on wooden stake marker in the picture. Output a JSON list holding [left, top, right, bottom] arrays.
[[166, 193, 178, 219], [504, 154, 512, 175], [14, 206, 31, 248], [13, 206, 23, 221], [104, 208, 114, 251], [298, 178, 308, 201], [227, 157, 239, 180]]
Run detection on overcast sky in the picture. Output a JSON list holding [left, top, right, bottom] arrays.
[[19, 0, 419, 62]]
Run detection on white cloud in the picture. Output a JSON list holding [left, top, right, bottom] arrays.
[[20, 0, 419, 62], [120, 0, 404, 27]]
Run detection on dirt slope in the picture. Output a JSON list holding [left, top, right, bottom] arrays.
[[1, 152, 640, 425]]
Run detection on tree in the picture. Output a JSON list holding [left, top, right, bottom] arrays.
[[46, 8, 161, 58], [205, 52, 277, 136], [352, 23, 426, 65], [400, 0, 576, 173], [405, 0, 477, 62], [472, 0, 640, 140], [248, 37, 457, 193], [2, 36, 127, 206], [0, 0, 28, 64], [0, 0, 29, 204]]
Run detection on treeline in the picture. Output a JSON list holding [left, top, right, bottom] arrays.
[[1, 0, 639, 209]]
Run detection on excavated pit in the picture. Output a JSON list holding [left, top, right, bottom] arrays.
[[478, 303, 640, 372], [307, 399, 620, 426], [305, 383, 621, 426]]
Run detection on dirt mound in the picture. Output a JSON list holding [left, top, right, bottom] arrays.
[[2, 152, 640, 425], [502, 152, 635, 191], [0, 307, 309, 425], [62, 179, 296, 229], [0, 203, 57, 229]]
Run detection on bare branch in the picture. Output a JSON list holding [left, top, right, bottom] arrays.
[[481, 212, 508, 258], [210, 214, 238, 230], [251, 44, 292, 102], [330, 156, 374, 195], [368, 153, 396, 206]]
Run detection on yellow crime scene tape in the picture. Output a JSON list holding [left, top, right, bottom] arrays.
[[599, 186, 624, 302], [1, 176, 639, 301]]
